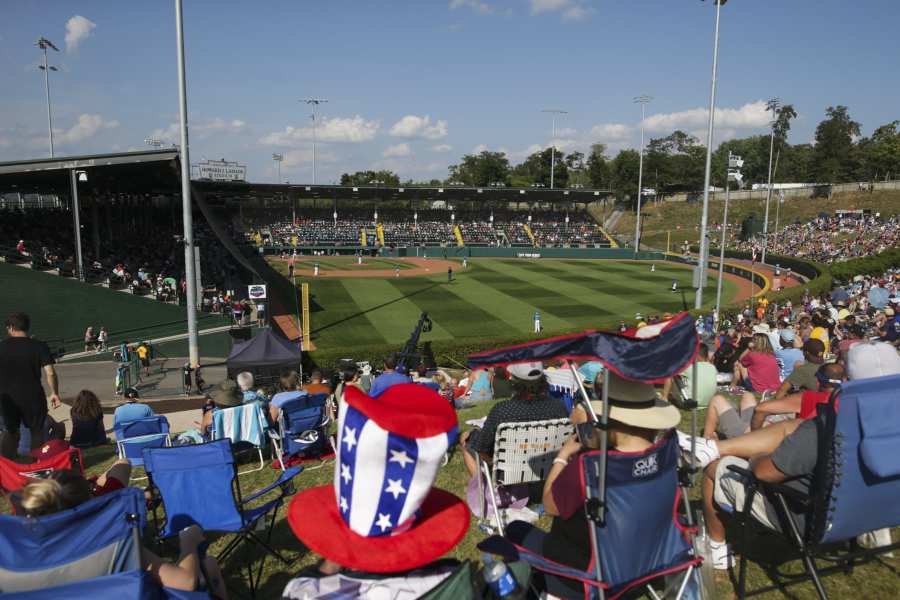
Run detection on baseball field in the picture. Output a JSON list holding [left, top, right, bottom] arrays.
[[268, 256, 740, 352]]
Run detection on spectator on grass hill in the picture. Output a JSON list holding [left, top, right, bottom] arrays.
[[269, 370, 306, 423], [774, 329, 804, 382], [302, 369, 331, 397], [460, 362, 568, 479], [733, 333, 781, 394], [0, 312, 61, 458], [368, 354, 411, 398], [661, 343, 717, 408], [112, 387, 155, 429], [68, 390, 108, 448], [236, 371, 265, 406], [773, 339, 826, 400], [200, 380, 243, 434], [16, 464, 228, 598]]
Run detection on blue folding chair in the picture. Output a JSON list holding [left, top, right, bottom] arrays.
[[211, 402, 271, 474], [728, 373, 900, 599], [480, 432, 702, 600], [273, 393, 332, 462], [115, 415, 171, 474], [142, 439, 303, 596], [0, 487, 207, 599]]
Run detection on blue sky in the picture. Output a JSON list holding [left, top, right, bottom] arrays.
[[1, 0, 898, 183]]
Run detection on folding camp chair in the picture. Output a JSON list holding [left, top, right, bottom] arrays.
[[114, 415, 171, 478], [0, 486, 207, 598], [211, 401, 271, 474], [143, 439, 303, 596], [480, 431, 702, 600], [475, 418, 574, 533], [271, 393, 333, 466], [0, 446, 83, 495], [726, 374, 900, 599]]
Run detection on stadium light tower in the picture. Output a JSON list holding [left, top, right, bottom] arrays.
[[695, 0, 726, 311], [301, 98, 328, 184], [541, 109, 567, 189], [174, 0, 200, 368], [761, 97, 780, 266], [633, 95, 652, 254], [36, 37, 59, 158], [272, 153, 283, 183]]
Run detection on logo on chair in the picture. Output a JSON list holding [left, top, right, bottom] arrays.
[[632, 453, 659, 478]]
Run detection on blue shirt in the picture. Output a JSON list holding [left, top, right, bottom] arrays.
[[369, 371, 411, 397], [271, 390, 308, 410], [112, 402, 155, 429], [577, 361, 605, 385], [775, 348, 804, 381]]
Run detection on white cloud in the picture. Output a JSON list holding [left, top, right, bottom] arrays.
[[260, 115, 380, 146], [389, 115, 448, 140], [281, 148, 338, 168], [472, 143, 489, 154], [383, 143, 412, 158], [0, 136, 11, 148], [642, 100, 771, 134], [449, 0, 494, 14], [54, 114, 118, 145], [431, 144, 452, 153], [530, 0, 592, 21], [149, 117, 247, 143], [588, 123, 632, 141], [65, 15, 96, 53]]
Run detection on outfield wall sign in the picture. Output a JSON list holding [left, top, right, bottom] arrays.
[[517, 252, 542, 259], [194, 159, 247, 181], [248, 284, 267, 300]]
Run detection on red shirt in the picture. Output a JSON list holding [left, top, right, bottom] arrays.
[[740, 352, 781, 392], [798, 390, 839, 419]]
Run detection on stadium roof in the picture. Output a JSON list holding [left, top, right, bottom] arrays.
[[0, 149, 181, 195], [196, 180, 614, 205]]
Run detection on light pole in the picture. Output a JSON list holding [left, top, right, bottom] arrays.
[[715, 152, 743, 317], [694, 0, 725, 310], [633, 95, 652, 254], [70, 170, 87, 281], [175, 0, 200, 368], [541, 109, 567, 189], [36, 37, 59, 158], [272, 153, 283, 184], [302, 98, 328, 184], [761, 97, 780, 265]]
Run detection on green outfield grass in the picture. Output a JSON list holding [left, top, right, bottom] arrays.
[[270, 258, 737, 353], [274, 256, 414, 272]]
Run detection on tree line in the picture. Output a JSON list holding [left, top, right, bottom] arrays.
[[339, 105, 900, 198]]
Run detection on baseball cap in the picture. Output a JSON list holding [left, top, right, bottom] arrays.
[[507, 362, 544, 381], [847, 342, 900, 380], [838, 309, 850, 320], [779, 329, 795, 343]]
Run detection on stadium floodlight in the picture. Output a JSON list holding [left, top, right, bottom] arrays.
[[541, 109, 567, 189], [761, 97, 780, 266], [272, 153, 283, 184], [715, 151, 741, 317], [633, 94, 653, 255], [70, 170, 88, 281], [36, 37, 59, 158], [301, 98, 328, 184], [695, 0, 726, 311]]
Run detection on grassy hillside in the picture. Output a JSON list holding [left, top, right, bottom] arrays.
[[612, 189, 900, 250]]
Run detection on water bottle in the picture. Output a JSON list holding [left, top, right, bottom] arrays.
[[692, 512, 716, 599], [482, 553, 524, 599]]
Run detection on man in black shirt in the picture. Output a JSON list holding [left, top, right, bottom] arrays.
[[0, 313, 61, 458]]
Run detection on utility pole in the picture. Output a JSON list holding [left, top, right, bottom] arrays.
[[761, 97, 780, 265], [36, 37, 59, 158], [272, 153, 283, 184], [302, 98, 328, 184], [633, 95, 652, 254], [542, 109, 567, 189], [694, 0, 724, 310]]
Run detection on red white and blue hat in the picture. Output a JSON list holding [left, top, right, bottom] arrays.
[[287, 383, 469, 573]]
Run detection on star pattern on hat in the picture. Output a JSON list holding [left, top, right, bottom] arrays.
[[341, 463, 352, 484], [384, 478, 407, 500], [388, 449, 413, 468], [339, 495, 349, 513], [343, 426, 358, 452], [375, 512, 392, 532]]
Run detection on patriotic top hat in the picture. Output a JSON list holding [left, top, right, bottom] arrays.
[[287, 383, 469, 573]]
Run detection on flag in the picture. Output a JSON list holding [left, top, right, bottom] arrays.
[[467, 312, 698, 384]]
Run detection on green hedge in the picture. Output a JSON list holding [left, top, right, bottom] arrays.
[[830, 247, 900, 283]]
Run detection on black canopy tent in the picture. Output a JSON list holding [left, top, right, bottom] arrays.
[[226, 327, 302, 385]]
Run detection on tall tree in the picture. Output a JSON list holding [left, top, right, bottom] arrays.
[[644, 130, 705, 194], [610, 149, 641, 204], [857, 121, 900, 181], [447, 151, 511, 186], [812, 105, 861, 183], [515, 147, 569, 188], [340, 170, 400, 187], [586, 143, 611, 189]]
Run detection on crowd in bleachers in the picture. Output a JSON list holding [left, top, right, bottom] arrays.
[[730, 213, 900, 264]]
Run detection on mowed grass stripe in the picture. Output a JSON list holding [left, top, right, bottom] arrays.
[[307, 279, 390, 345], [478, 260, 662, 319], [341, 278, 455, 344], [385, 277, 516, 339]]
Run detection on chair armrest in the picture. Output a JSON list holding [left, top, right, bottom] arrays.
[[242, 466, 303, 504], [725, 464, 812, 507]]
